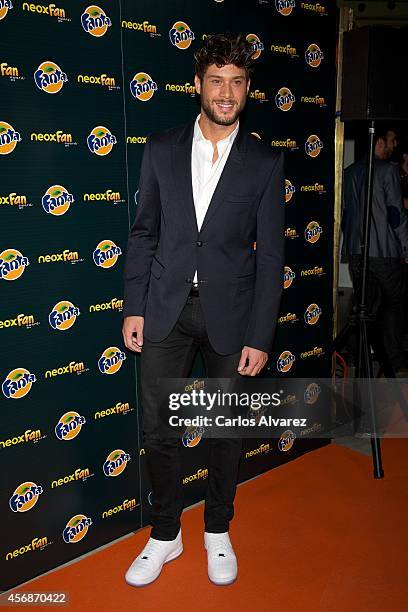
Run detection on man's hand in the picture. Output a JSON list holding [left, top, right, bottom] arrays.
[[237, 346, 268, 376], [122, 316, 144, 353]]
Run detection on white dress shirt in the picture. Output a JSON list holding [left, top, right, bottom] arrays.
[[191, 114, 239, 284]]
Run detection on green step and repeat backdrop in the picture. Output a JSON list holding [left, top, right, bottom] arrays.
[[1, 0, 336, 591]]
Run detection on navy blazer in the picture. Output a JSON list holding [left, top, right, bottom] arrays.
[[123, 121, 285, 355]]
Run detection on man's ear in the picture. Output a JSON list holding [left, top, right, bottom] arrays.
[[194, 74, 201, 94]]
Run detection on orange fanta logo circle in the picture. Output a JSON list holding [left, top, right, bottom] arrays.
[[55, 411, 86, 440], [93, 239, 122, 268], [49, 300, 80, 331], [103, 449, 130, 476], [182, 426, 205, 447], [305, 134, 323, 157], [98, 346, 126, 374], [278, 429, 296, 451], [305, 220, 323, 243], [130, 72, 158, 101], [283, 266, 295, 289], [34, 61, 68, 94], [2, 367, 36, 399], [63, 514, 92, 543], [42, 185, 74, 215], [9, 481, 43, 512], [275, 87, 295, 111], [304, 303, 322, 325], [275, 0, 295, 16], [304, 382, 321, 405], [285, 179, 295, 203], [81, 5, 111, 37], [169, 21, 195, 50], [246, 33, 264, 60], [277, 350, 295, 372], [0, 248, 29, 281], [0, 0, 13, 21], [87, 126, 116, 155], [0, 121, 21, 155], [305, 43, 324, 68]]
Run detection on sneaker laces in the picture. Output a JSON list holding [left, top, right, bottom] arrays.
[[138, 539, 166, 563], [207, 534, 233, 558]]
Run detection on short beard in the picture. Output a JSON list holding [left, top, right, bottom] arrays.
[[201, 98, 243, 126]]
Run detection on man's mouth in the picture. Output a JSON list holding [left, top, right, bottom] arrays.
[[214, 101, 235, 112]]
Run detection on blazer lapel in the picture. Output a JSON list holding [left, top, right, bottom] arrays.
[[199, 126, 247, 233], [171, 121, 198, 235]]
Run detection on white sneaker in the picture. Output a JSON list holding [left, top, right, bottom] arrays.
[[125, 530, 183, 587], [204, 532, 238, 585]]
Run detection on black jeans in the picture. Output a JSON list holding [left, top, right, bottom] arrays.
[[349, 256, 405, 371], [140, 293, 243, 540]]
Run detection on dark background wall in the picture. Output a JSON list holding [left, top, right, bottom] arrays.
[[1, 0, 336, 591]]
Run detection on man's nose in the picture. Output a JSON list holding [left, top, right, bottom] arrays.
[[220, 81, 233, 98]]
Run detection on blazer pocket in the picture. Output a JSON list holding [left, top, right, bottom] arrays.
[[150, 257, 164, 279], [225, 195, 252, 204]]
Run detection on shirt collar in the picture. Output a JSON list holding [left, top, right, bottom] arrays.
[[193, 114, 239, 145]]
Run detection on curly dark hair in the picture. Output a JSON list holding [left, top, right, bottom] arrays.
[[194, 33, 254, 81]]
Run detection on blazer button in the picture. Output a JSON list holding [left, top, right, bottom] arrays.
[[196, 241, 203, 247]]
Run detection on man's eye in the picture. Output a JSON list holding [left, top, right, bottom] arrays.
[[212, 79, 221, 84]]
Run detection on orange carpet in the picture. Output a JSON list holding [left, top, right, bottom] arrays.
[[10, 439, 408, 612]]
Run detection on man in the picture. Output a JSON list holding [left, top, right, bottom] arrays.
[[122, 34, 284, 587], [342, 127, 408, 372]]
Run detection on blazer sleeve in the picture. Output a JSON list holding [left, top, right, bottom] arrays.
[[243, 152, 285, 353], [384, 164, 408, 256], [122, 136, 161, 317]]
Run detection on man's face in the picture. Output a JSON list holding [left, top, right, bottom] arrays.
[[384, 130, 397, 158], [194, 63, 249, 127]]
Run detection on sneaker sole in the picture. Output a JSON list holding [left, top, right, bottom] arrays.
[[208, 574, 237, 586], [125, 545, 183, 587]]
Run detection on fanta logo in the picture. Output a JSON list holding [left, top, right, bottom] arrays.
[[277, 350, 295, 373], [42, 185, 74, 215], [121, 19, 158, 34], [98, 347, 126, 374], [0, 121, 21, 154], [1, 62, 19, 78], [30, 130, 72, 144], [63, 514, 92, 543], [103, 449, 130, 476], [305, 43, 324, 67], [87, 126, 116, 155], [0, 0, 13, 20], [165, 82, 196, 95], [305, 134, 323, 157], [2, 368, 36, 399], [130, 72, 158, 101], [278, 429, 296, 451], [304, 303, 322, 325], [285, 179, 295, 203], [169, 21, 195, 50], [89, 297, 123, 312], [55, 411, 86, 440], [9, 482, 43, 513], [283, 266, 295, 289], [304, 382, 321, 405], [246, 34, 264, 60], [81, 5, 111, 37], [182, 426, 205, 447], [77, 73, 116, 88], [275, 0, 296, 16], [0, 249, 29, 281], [183, 468, 208, 484], [0, 313, 36, 329], [22, 2, 65, 18], [38, 249, 80, 264], [49, 300, 80, 331], [84, 190, 122, 202], [275, 87, 295, 111], [93, 239, 122, 268], [34, 61, 67, 94], [305, 221, 323, 243]]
